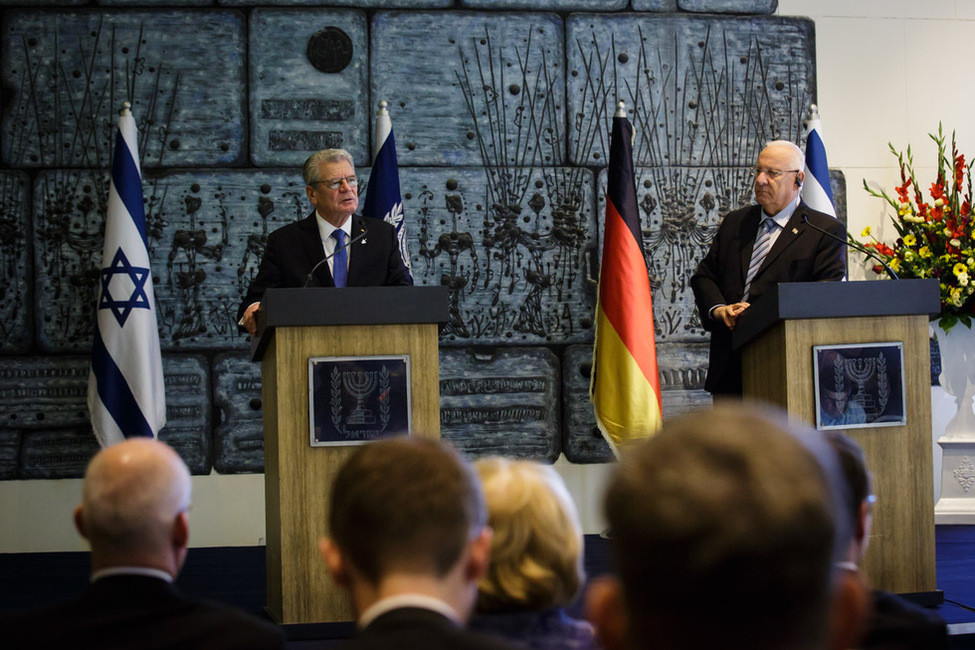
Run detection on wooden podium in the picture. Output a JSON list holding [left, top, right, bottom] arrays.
[[732, 279, 940, 595], [251, 286, 448, 624]]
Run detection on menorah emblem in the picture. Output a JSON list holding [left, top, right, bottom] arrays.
[[342, 370, 378, 425]]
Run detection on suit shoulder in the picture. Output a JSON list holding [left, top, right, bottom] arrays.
[[358, 215, 396, 234], [801, 205, 844, 228]]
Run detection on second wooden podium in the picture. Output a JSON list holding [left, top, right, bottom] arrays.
[[732, 279, 940, 596], [251, 286, 448, 624]]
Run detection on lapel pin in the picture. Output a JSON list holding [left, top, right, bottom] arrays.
[[360, 238, 367, 244], [792, 227, 799, 234]]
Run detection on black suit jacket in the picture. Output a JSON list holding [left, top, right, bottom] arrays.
[[237, 212, 412, 323], [339, 607, 517, 650], [0, 574, 284, 650], [691, 201, 846, 395], [861, 589, 949, 650]]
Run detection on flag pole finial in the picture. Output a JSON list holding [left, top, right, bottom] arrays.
[[377, 100, 389, 117], [614, 100, 626, 118], [808, 103, 820, 120], [119, 101, 132, 117]]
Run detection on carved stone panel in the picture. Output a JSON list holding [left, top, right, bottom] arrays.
[[160, 354, 211, 476], [0, 171, 31, 353], [371, 11, 565, 167], [561, 345, 613, 464], [678, 0, 777, 13], [439, 347, 560, 462], [224, 0, 450, 7], [461, 0, 626, 8], [1, 354, 209, 479], [2, 10, 246, 168], [566, 14, 815, 167], [250, 8, 369, 166], [399, 167, 597, 347], [212, 351, 266, 474]]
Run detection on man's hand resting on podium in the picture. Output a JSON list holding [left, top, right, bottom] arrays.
[[239, 302, 261, 336]]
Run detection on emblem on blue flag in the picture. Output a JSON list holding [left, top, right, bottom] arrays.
[[363, 100, 412, 280]]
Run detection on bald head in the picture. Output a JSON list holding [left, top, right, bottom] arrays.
[[76, 438, 192, 575]]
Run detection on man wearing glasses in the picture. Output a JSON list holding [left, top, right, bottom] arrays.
[[237, 148, 412, 335], [691, 140, 846, 397]]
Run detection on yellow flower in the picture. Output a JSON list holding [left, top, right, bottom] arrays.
[[861, 226, 872, 238], [903, 234, 917, 246], [955, 263, 969, 276], [919, 246, 932, 258], [889, 258, 902, 272]]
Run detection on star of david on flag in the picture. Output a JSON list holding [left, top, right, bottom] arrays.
[[87, 102, 166, 447], [363, 100, 412, 281]]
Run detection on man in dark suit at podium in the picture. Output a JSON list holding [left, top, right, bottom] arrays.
[[1, 438, 284, 650], [691, 140, 846, 397], [237, 148, 412, 335], [319, 436, 516, 650]]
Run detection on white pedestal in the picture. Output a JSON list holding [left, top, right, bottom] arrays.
[[932, 321, 975, 524], [935, 439, 975, 524]]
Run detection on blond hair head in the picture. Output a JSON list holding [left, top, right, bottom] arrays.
[[474, 457, 584, 612]]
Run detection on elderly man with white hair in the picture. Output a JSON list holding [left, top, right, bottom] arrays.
[[691, 139, 847, 397]]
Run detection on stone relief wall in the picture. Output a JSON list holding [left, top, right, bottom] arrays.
[[0, 0, 847, 479]]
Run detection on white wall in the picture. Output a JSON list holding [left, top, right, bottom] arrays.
[[2, 1, 969, 553]]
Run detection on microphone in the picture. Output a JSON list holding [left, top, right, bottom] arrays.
[[802, 214, 899, 280], [302, 223, 368, 288]]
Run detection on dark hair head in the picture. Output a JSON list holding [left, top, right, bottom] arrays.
[[603, 405, 836, 650], [328, 436, 486, 585]]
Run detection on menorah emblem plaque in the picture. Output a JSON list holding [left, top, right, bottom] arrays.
[[308, 355, 412, 446]]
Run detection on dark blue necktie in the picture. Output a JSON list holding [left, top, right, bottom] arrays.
[[331, 230, 348, 288]]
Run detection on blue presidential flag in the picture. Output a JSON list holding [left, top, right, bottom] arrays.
[[801, 104, 836, 217], [363, 100, 412, 280], [87, 102, 166, 447]]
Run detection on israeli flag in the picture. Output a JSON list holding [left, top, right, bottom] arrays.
[[87, 102, 166, 447], [801, 104, 836, 217], [363, 100, 412, 280]]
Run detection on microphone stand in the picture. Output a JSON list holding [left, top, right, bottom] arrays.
[[802, 214, 899, 280], [302, 225, 368, 288]]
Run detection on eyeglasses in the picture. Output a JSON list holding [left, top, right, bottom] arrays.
[[313, 176, 358, 190], [752, 168, 800, 180]]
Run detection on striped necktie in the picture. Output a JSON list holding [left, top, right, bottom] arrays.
[[742, 217, 775, 301], [331, 230, 348, 288]]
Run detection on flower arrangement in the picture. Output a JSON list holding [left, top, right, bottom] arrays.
[[854, 125, 975, 332]]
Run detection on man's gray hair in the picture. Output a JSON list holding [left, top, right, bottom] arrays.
[[303, 149, 355, 185]]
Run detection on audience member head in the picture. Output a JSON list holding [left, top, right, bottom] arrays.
[[74, 438, 192, 578], [587, 404, 847, 650], [824, 430, 875, 563], [473, 457, 585, 614], [321, 436, 491, 620]]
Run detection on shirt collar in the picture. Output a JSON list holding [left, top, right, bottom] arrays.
[[762, 195, 800, 228], [316, 212, 352, 242], [91, 566, 174, 584], [357, 594, 463, 630]]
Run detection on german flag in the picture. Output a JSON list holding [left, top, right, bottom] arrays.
[[590, 103, 662, 454]]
